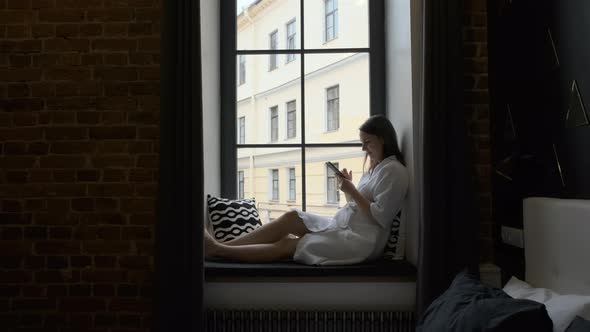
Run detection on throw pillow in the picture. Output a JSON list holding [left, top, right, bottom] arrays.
[[383, 210, 404, 260], [417, 270, 553, 332], [207, 194, 262, 242], [504, 276, 590, 332]]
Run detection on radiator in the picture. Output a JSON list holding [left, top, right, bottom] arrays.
[[204, 309, 415, 332]]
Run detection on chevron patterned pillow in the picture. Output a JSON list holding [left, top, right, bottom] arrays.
[[206, 194, 262, 242], [383, 210, 405, 260]]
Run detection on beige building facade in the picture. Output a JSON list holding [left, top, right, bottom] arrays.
[[236, 0, 371, 222]]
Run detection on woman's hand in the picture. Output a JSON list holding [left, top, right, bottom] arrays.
[[338, 168, 354, 194]]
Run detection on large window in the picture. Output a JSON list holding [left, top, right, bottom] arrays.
[[223, 0, 383, 221]]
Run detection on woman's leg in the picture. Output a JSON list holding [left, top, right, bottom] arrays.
[[221, 210, 309, 246], [204, 230, 300, 263]]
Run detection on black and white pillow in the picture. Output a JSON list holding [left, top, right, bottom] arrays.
[[207, 194, 262, 242], [383, 210, 404, 260]]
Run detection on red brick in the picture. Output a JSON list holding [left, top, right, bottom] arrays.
[[0, 10, 34, 24], [81, 270, 127, 282], [1, 226, 23, 239], [121, 226, 151, 240], [35, 240, 80, 255], [79, 23, 102, 36], [38, 9, 85, 22], [92, 39, 136, 51], [109, 299, 151, 313], [97, 141, 127, 153], [12, 299, 56, 311], [0, 271, 32, 283], [87, 8, 133, 22], [24, 226, 47, 239], [31, 0, 54, 8], [45, 127, 88, 139], [43, 38, 89, 52], [45, 67, 91, 81], [0, 156, 37, 169], [59, 298, 106, 312], [89, 126, 136, 139], [55, 23, 78, 37], [76, 169, 100, 182], [83, 240, 130, 254], [45, 183, 87, 196], [137, 38, 159, 51], [0, 68, 42, 81], [55, 0, 102, 7], [6, 25, 29, 38], [93, 284, 115, 297], [103, 22, 128, 36], [135, 8, 159, 22], [48, 227, 71, 239], [22, 285, 45, 297], [7, 0, 32, 9], [0, 128, 43, 140], [94, 67, 137, 81], [94, 255, 116, 268], [31, 24, 55, 37]]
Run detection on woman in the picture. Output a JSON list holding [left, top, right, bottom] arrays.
[[204, 115, 409, 265]]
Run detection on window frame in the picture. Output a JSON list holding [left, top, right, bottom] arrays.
[[270, 169, 279, 201], [286, 100, 297, 139], [238, 116, 245, 144], [238, 54, 246, 85], [288, 167, 296, 201], [326, 85, 340, 132], [326, 162, 340, 204], [286, 18, 297, 63], [220, 0, 386, 202], [270, 105, 279, 142], [324, 0, 339, 43], [238, 170, 244, 199], [269, 29, 279, 71]]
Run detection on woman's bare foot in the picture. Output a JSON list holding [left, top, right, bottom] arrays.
[[203, 229, 221, 259]]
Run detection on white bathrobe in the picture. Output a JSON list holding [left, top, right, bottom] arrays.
[[293, 155, 409, 265]]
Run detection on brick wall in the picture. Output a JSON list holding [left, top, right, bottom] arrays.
[[463, 0, 493, 262], [0, 0, 160, 330]]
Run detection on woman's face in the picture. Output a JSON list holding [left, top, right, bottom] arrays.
[[360, 131, 384, 163]]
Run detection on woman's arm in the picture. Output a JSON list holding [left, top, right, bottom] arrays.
[[338, 176, 381, 227]]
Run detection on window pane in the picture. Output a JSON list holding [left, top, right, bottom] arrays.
[[237, 0, 300, 51], [304, 53, 369, 143], [237, 55, 300, 144], [238, 147, 302, 224], [286, 19, 297, 63], [305, 147, 364, 215], [286, 100, 296, 139], [304, 0, 368, 49]]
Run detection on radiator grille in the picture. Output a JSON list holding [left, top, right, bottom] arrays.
[[204, 310, 415, 332]]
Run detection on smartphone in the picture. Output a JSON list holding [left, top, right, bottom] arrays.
[[325, 162, 345, 177]]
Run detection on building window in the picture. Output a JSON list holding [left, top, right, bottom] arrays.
[[238, 54, 246, 85], [238, 170, 244, 199], [271, 169, 279, 200], [288, 168, 296, 201], [327, 85, 339, 131], [270, 106, 278, 142], [238, 116, 245, 144], [286, 19, 296, 63], [286, 100, 296, 139], [222, 0, 383, 212], [269, 30, 278, 71], [325, 0, 338, 42], [327, 162, 340, 203]]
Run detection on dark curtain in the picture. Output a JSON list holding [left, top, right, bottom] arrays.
[[417, 0, 480, 317], [155, 0, 204, 331]]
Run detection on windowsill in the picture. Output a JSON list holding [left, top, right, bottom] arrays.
[[204, 258, 417, 282]]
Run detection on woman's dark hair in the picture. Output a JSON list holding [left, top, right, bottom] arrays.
[[359, 114, 405, 168]]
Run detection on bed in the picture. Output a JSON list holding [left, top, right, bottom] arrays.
[[417, 197, 590, 332]]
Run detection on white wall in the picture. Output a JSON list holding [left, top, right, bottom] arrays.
[[385, 0, 421, 267], [201, 0, 221, 200], [200, 0, 421, 310]]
